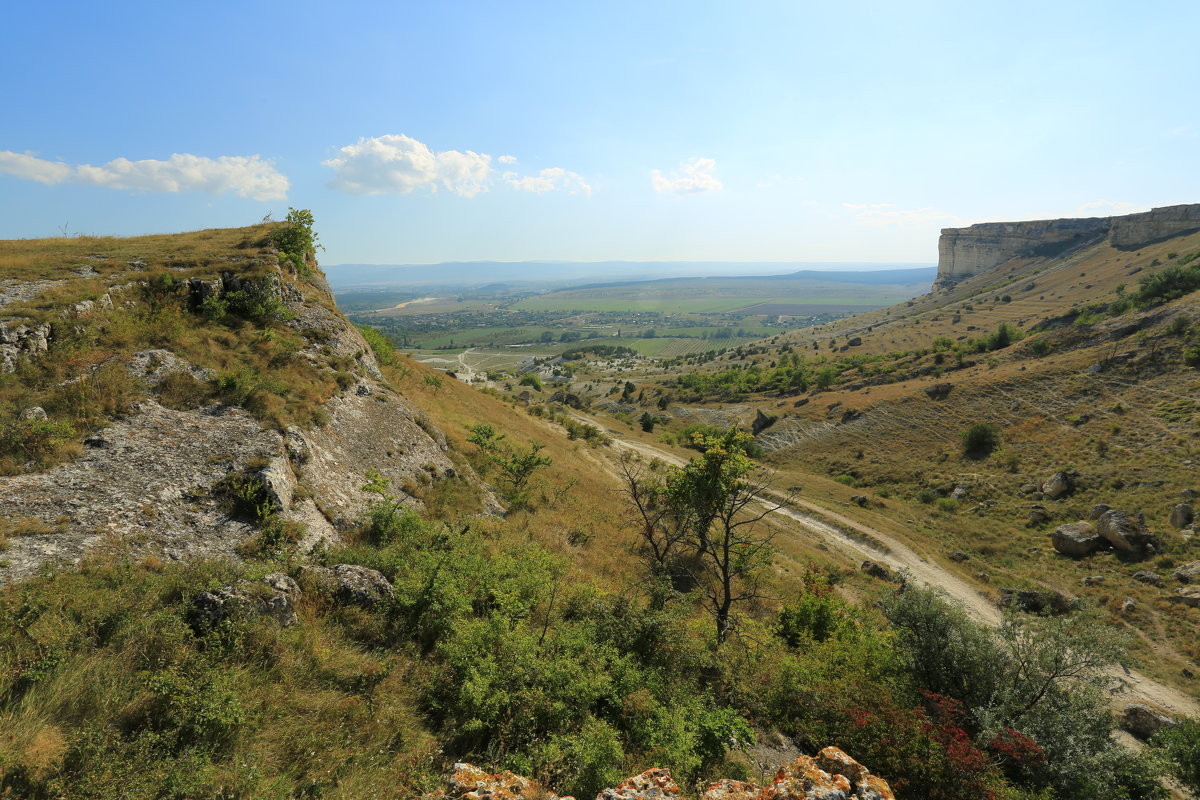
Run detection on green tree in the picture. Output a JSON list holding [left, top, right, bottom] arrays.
[[665, 429, 782, 644], [467, 423, 552, 507]]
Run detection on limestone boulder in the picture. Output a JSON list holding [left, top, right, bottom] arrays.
[[1170, 587, 1200, 608], [1173, 561, 1200, 583], [1096, 510, 1157, 555], [1051, 522, 1101, 557], [1041, 471, 1075, 500]]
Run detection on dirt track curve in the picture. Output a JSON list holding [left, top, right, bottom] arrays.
[[592, 424, 1199, 723]]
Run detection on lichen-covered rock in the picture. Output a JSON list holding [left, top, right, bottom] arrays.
[[303, 563, 394, 607], [815, 748, 869, 785], [189, 572, 301, 630], [700, 779, 762, 800], [596, 768, 682, 799], [443, 762, 574, 800], [1170, 503, 1195, 530], [1051, 522, 1101, 557], [768, 755, 851, 799]]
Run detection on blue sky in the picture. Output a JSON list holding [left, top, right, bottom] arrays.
[[2, 0, 1197, 266]]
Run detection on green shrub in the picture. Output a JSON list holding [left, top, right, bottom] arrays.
[[356, 323, 399, 366], [961, 422, 1000, 457], [1153, 717, 1200, 793]]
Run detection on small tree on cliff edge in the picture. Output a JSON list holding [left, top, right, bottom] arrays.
[[624, 428, 784, 645]]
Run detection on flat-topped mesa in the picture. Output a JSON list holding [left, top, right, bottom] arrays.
[[935, 203, 1200, 286]]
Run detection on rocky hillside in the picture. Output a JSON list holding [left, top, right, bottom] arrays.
[[0, 221, 478, 582], [589, 207, 1200, 692]]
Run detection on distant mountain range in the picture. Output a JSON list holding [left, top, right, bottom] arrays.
[[325, 261, 936, 290]]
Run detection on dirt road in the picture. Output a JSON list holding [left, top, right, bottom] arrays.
[[599, 427, 1198, 720]]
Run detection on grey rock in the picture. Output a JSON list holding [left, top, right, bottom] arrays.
[[1088, 504, 1112, 521], [17, 406, 48, 422], [949, 551, 970, 562], [860, 560, 895, 582], [1026, 505, 1051, 526], [752, 409, 778, 434], [1082, 575, 1106, 585], [924, 383, 953, 401], [1096, 509, 1157, 555], [1121, 702, 1177, 740], [1121, 597, 1137, 615], [1132, 571, 1163, 586], [1052, 522, 1101, 557], [1170, 503, 1195, 530], [1041, 471, 1075, 499], [189, 572, 301, 630], [1181, 488, 1200, 499], [305, 564, 395, 608]]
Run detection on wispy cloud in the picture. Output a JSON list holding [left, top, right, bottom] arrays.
[[843, 203, 961, 227], [651, 157, 723, 195], [0, 150, 288, 200], [503, 167, 591, 196], [325, 134, 589, 198]]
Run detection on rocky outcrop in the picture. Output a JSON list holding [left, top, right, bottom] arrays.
[[0, 321, 51, 373], [441, 749, 894, 800], [935, 204, 1200, 285], [0, 254, 475, 583]]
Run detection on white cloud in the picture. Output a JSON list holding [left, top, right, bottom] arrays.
[[503, 167, 591, 196], [325, 133, 591, 199], [843, 203, 961, 227], [651, 157, 723, 195], [324, 134, 491, 197], [0, 150, 288, 201], [0, 151, 73, 184]]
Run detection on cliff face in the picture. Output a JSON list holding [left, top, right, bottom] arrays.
[[0, 226, 484, 584], [936, 203, 1200, 285]]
